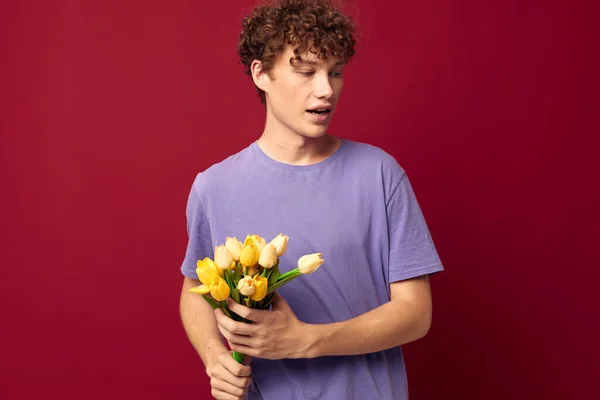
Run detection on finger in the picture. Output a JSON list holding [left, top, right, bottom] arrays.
[[215, 309, 255, 335], [211, 377, 249, 398], [220, 353, 252, 377], [211, 388, 241, 400], [213, 365, 253, 388], [217, 323, 253, 347], [226, 299, 267, 322], [229, 342, 262, 359]]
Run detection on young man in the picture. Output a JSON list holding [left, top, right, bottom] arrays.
[[179, 1, 444, 399]]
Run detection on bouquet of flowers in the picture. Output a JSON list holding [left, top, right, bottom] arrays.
[[189, 233, 324, 363]]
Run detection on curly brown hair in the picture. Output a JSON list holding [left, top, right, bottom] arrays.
[[237, 0, 357, 103]]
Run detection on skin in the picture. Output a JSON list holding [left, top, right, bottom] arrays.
[[180, 44, 435, 400]]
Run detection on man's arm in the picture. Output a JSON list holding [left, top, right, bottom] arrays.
[[306, 274, 432, 358], [181, 277, 253, 399], [179, 277, 228, 369], [214, 274, 434, 359]]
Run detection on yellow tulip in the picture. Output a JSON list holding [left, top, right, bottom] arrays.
[[269, 233, 289, 257], [189, 284, 211, 295], [237, 276, 255, 296], [196, 257, 222, 284], [245, 234, 266, 253], [258, 242, 278, 269], [240, 238, 259, 267], [214, 245, 233, 270], [225, 237, 242, 261], [250, 275, 268, 301], [245, 234, 259, 242], [298, 253, 324, 274], [189, 276, 230, 301], [209, 276, 230, 301]]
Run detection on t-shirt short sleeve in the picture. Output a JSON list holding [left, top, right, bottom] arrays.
[[180, 175, 213, 279], [387, 173, 444, 282]]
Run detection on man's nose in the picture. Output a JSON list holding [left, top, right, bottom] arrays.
[[314, 74, 334, 99]]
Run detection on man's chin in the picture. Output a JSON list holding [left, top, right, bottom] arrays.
[[298, 127, 329, 139]]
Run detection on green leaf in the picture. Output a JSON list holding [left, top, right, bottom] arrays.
[[268, 262, 280, 286], [202, 294, 220, 310], [233, 263, 242, 282], [232, 288, 241, 304], [224, 269, 234, 290]]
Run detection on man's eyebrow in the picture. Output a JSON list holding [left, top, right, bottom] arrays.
[[294, 59, 318, 66], [293, 59, 346, 68]]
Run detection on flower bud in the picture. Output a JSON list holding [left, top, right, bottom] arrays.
[[209, 276, 230, 301], [196, 257, 222, 285], [269, 234, 289, 257], [297, 253, 324, 274], [258, 242, 278, 269], [250, 275, 268, 301], [237, 276, 255, 296], [225, 237, 242, 261], [254, 237, 266, 253], [214, 245, 233, 270], [239, 238, 259, 267], [246, 234, 259, 243]]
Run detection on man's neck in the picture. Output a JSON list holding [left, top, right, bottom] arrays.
[[256, 109, 342, 166], [256, 130, 341, 166]]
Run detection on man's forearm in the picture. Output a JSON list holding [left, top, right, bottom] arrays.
[[304, 286, 432, 358], [179, 277, 227, 370]]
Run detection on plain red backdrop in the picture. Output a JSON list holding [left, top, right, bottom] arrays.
[[1, 0, 598, 399]]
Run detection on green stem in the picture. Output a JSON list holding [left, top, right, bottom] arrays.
[[267, 269, 302, 294], [202, 294, 220, 310], [232, 351, 245, 364], [261, 292, 276, 309], [220, 301, 234, 319]]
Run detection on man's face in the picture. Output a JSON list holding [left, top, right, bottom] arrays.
[[259, 46, 345, 139]]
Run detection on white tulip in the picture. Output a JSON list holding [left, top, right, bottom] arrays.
[[214, 245, 233, 270], [225, 237, 243, 261], [237, 276, 255, 296], [258, 242, 278, 269], [269, 234, 289, 257], [298, 253, 324, 274]]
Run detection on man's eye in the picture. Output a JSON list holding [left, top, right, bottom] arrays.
[[330, 71, 343, 78], [299, 71, 314, 76]]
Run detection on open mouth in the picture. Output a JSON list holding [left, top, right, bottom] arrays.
[[307, 108, 331, 116]]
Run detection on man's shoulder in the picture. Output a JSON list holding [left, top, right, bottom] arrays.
[[342, 138, 406, 180], [189, 143, 253, 195]]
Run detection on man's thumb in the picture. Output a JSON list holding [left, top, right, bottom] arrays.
[[271, 292, 291, 311]]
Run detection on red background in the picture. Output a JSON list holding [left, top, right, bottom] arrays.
[[1, 0, 598, 399]]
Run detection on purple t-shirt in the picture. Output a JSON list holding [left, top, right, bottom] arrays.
[[180, 138, 444, 400]]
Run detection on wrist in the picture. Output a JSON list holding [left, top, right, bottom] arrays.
[[203, 339, 228, 374], [298, 321, 337, 359]]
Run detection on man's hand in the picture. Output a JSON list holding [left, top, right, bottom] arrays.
[[215, 293, 311, 360], [206, 350, 253, 400]]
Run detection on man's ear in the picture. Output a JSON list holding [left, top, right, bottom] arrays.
[[251, 60, 269, 92]]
